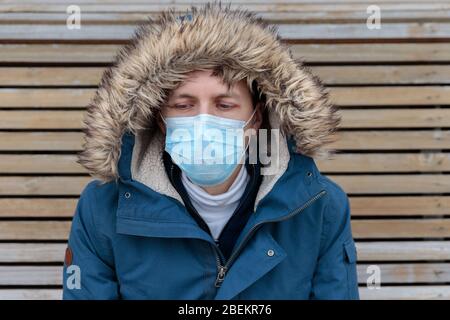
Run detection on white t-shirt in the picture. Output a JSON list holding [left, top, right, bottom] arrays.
[[181, 164, 249, 241]]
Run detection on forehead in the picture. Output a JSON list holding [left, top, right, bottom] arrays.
[[170, 69, 250, 98]]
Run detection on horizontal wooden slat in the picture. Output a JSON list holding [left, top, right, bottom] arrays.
[[2, 219, 450, 240], [292, 43, 450, 63], [1, 196, 448, 218], [2, 87, 450, 108], [0, 289, 61, 300], [2, 43, 450, 63], [0, 89, 92, 108], [2, 3, 450, 13], [350, 196, 450, 216], [0, 132, 82, 151], [341, 109, 450, 128], [1, 10, 450, 24], [0, 286, 448, 300], [2, 23, 450, 41], [333, 174, 450, 194], [3, 0, 450, 3], [0, 44, 119, 63], [0, 154, 82, 173], [0, 130, 447, 152], [2, 65, 450, 86], [0, 196, 448, 218], [2, 241, 450, 263], [0, 198, 77, 217], [357, 263, 450, 284], [318, 153, 450, 172], [359, 286, 450, 300], [353, 219, 450, 238], [315, 65, 450, 85], [356, 241, 450, 261], [0, 174, 448, 196], [2, 263, 449, 285], [333, 130, 450, 150], [0, 266, 62, 285], [278, 23, 450, 40], [0, 243, 66, 263], [2, 153, 449, 174], [2, 287, 450, 300], [0, 175, 448, 195], [0, 176, 90, 195], [331, 86, 450, 106], [3, 1, 450, 6], [0, 221, 71, 240], [0, 111, 83, 129], [0, 67, 103, 86], [3, 109, 448, 129]]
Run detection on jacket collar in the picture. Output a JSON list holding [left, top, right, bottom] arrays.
[[116, 130, 325, 240], [160, 146, 263, 240]]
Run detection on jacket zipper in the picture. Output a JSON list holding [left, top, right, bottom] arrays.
[[213, 163, 257, 287], [214, 189, 327, 288], [214, 255, 228, 287]]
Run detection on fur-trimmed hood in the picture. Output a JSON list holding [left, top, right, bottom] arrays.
[[77, 2, 340, 191]]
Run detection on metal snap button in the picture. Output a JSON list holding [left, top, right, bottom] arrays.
[[267, 249, 275, 257], [124, 192, 131, 199], [307, 171, 312, 177]]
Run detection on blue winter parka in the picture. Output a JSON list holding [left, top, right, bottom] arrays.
[[62, 3, 359, 300], [63, 133, 359, 300]]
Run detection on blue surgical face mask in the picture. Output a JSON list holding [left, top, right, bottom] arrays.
[[162, 109, 256, 187]]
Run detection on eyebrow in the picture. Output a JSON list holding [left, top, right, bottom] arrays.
[[171, 92, 241, 100]]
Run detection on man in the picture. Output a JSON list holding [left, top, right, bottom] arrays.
[[63, 2, 359, 300]]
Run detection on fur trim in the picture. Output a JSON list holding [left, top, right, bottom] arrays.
[[77, 1, 340, 184]]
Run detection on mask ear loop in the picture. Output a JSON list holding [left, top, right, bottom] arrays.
[[242, 106, 259, 143], [159, 111, 168, 125], [243, 107, 258, 129], [240, 107, 259, 164]]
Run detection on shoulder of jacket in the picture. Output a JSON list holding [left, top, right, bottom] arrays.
[[79, 179, 120, 212], [294, 152, 349, 212], [315, 172, 351, 229], [318, 174, 348, 205], [77, 179, 118, 239], [81, 179, 119, 198]]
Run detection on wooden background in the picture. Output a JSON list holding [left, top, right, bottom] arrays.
[[0, 0, 449, 300]]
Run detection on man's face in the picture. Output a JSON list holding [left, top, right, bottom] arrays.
[[160, 69, 262, 132]]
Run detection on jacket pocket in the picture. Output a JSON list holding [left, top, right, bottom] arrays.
[[343, 239, 359, 299]]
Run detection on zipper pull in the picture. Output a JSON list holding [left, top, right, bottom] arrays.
[[215, 265, 227, 287]]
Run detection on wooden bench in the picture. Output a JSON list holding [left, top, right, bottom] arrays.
[[0, 0, 449, 300]]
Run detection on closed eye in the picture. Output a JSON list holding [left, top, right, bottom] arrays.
[[217, 103, 236, 110], [172, 104, 193, 110]]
